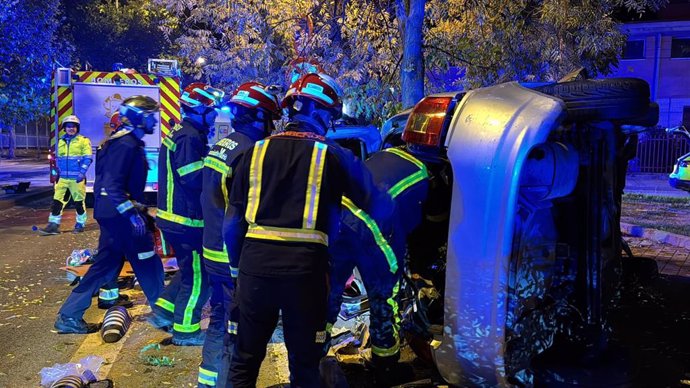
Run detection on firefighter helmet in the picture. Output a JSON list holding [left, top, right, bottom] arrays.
[[61, 115, 81, 130], [109, 112, 122, 132], [181, 82, 224, 108], [281, 73, 343, 120], [118, 95, 160, 134], [228, 82, 281, 120]]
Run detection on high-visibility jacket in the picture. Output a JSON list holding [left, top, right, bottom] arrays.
[[201, 130, 263, 278], [93, 131, 148, 220], [157, 119, 209, 234], [340, 147, 430, 274], [57, 134, 93, 180], [224, 125, 394, 277]]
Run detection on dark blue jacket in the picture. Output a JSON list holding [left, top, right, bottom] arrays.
[[157, 119, 209, 234], [201, 130, 263, 278], [93, 131, 148, 220], [224, 124, 394, 277]]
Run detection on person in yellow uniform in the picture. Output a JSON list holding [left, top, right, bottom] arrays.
[[38, 115, 93, 235]]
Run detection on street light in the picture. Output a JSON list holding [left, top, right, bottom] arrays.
[[195, 57, 206, 66]]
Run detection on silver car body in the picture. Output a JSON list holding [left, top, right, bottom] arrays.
[[437, 82, 566, 385]]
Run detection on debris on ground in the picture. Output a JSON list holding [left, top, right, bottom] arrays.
[[39, 355, 104, 387], [139, 343, 176, 367]]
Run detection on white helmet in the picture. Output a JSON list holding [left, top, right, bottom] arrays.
[[61, 115, 81, 129]]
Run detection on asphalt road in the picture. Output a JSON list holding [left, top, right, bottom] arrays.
[[2, 197, 690, 388], [0, 198, 294, 388]]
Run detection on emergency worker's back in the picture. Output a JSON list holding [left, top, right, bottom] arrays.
[[228, 131, 392, 277], [93, 133, 147, 220]]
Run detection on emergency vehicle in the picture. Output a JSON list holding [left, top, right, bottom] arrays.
[[49, 61, 182, 194]]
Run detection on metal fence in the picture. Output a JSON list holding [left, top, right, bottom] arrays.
[[632, 130, 690, 173], [0, 117, 52, 150]]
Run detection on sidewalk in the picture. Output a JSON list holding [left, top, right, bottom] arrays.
[[0, 155, 52, 210], [624, 172, 687, 198]]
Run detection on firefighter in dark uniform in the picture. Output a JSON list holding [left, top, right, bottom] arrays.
[[327, 146, 429, 386], [224, 73, 394, 388], [149, 82, 223, 346], [54, 96, 165, 334], [197, 82, 282, 388]]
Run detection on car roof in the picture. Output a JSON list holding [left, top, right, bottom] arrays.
[[326, 124, 382, 154]]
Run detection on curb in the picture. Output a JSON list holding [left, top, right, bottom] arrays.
[[621, 222, 690, 249], [0, 186, 53, 211]]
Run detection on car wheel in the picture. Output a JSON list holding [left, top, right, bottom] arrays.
[[534, 78, 650, 122]]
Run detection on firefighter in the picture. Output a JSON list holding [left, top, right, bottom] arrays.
[[327, 146, 430, 386], [224, 73, 394, 388], [197, 82, 281, 388], [54, 96, 165, 334], [148, 82, 223, 346], [38, 115, 93, 235]]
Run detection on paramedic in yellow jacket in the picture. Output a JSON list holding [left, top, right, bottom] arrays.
[[38, 115, 93, 235]]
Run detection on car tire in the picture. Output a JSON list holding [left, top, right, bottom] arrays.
[[534, 78, 650, 122]]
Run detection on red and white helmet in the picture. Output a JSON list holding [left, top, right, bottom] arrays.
[[181, 82, 224, 108], [228, 82, 281, 120], [281, 73, 343, 120], [109, 112, 122, 132]]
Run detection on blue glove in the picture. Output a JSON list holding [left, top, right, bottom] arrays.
[[76, 173, 86, 183], [129, 213, 147, 237]]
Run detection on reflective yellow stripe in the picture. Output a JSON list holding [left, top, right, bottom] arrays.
[[166, 149, 174, 212], [198, 367, 218, 386], [155, 298, 175, 313], [302, 142, 327, 229], [246, 140, 270, 224], [174, 322, 201, 333], [384, 147, 426, 169], [342, 196, 398, 273], [203, 246, 229, 263], [204, 157, 230, 175], [388, 170, 428, 198], [372, 342, 400, 357], [178, 250, 203, 333], [246, 224, 328, 246], [373, 280, 401, 358], [227, 320, 238, 335], [116, 200, 134, 214], [162, 137, 177, 152], [177, 160, 204, 177], [383, 148, 428, 198], [157, 209, 204, 227]]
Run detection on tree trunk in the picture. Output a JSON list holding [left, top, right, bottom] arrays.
[[7, 127, 15, 159], [398, 0, 425, 109]]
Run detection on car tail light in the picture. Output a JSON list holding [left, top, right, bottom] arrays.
[[152, 183, 159, 191], [402, 96, 452, 148]]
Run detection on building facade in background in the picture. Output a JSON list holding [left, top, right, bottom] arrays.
[[610, 2, 690, 129]]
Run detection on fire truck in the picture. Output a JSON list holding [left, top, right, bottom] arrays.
[[49, 60, 183, 194]]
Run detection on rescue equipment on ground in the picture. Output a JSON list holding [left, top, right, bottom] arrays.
[[101, 305, 132, 343]]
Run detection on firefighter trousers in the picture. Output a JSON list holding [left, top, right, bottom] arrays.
[[327, 224, 404, 362], [154, 230, 209, 336], [49, 178, 87, 225], [229, 271, 329, 388], [59, 217, 164, 319], [198, 273, 237, 388]]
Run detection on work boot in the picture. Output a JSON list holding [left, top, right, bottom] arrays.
[[144, 310, 173, 332], [98, 294, 133, 310], [54, 314, 100, 334], [73, 223, 85, 234], [172, 331, 206, 346], [37, 222, 60, 236]]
